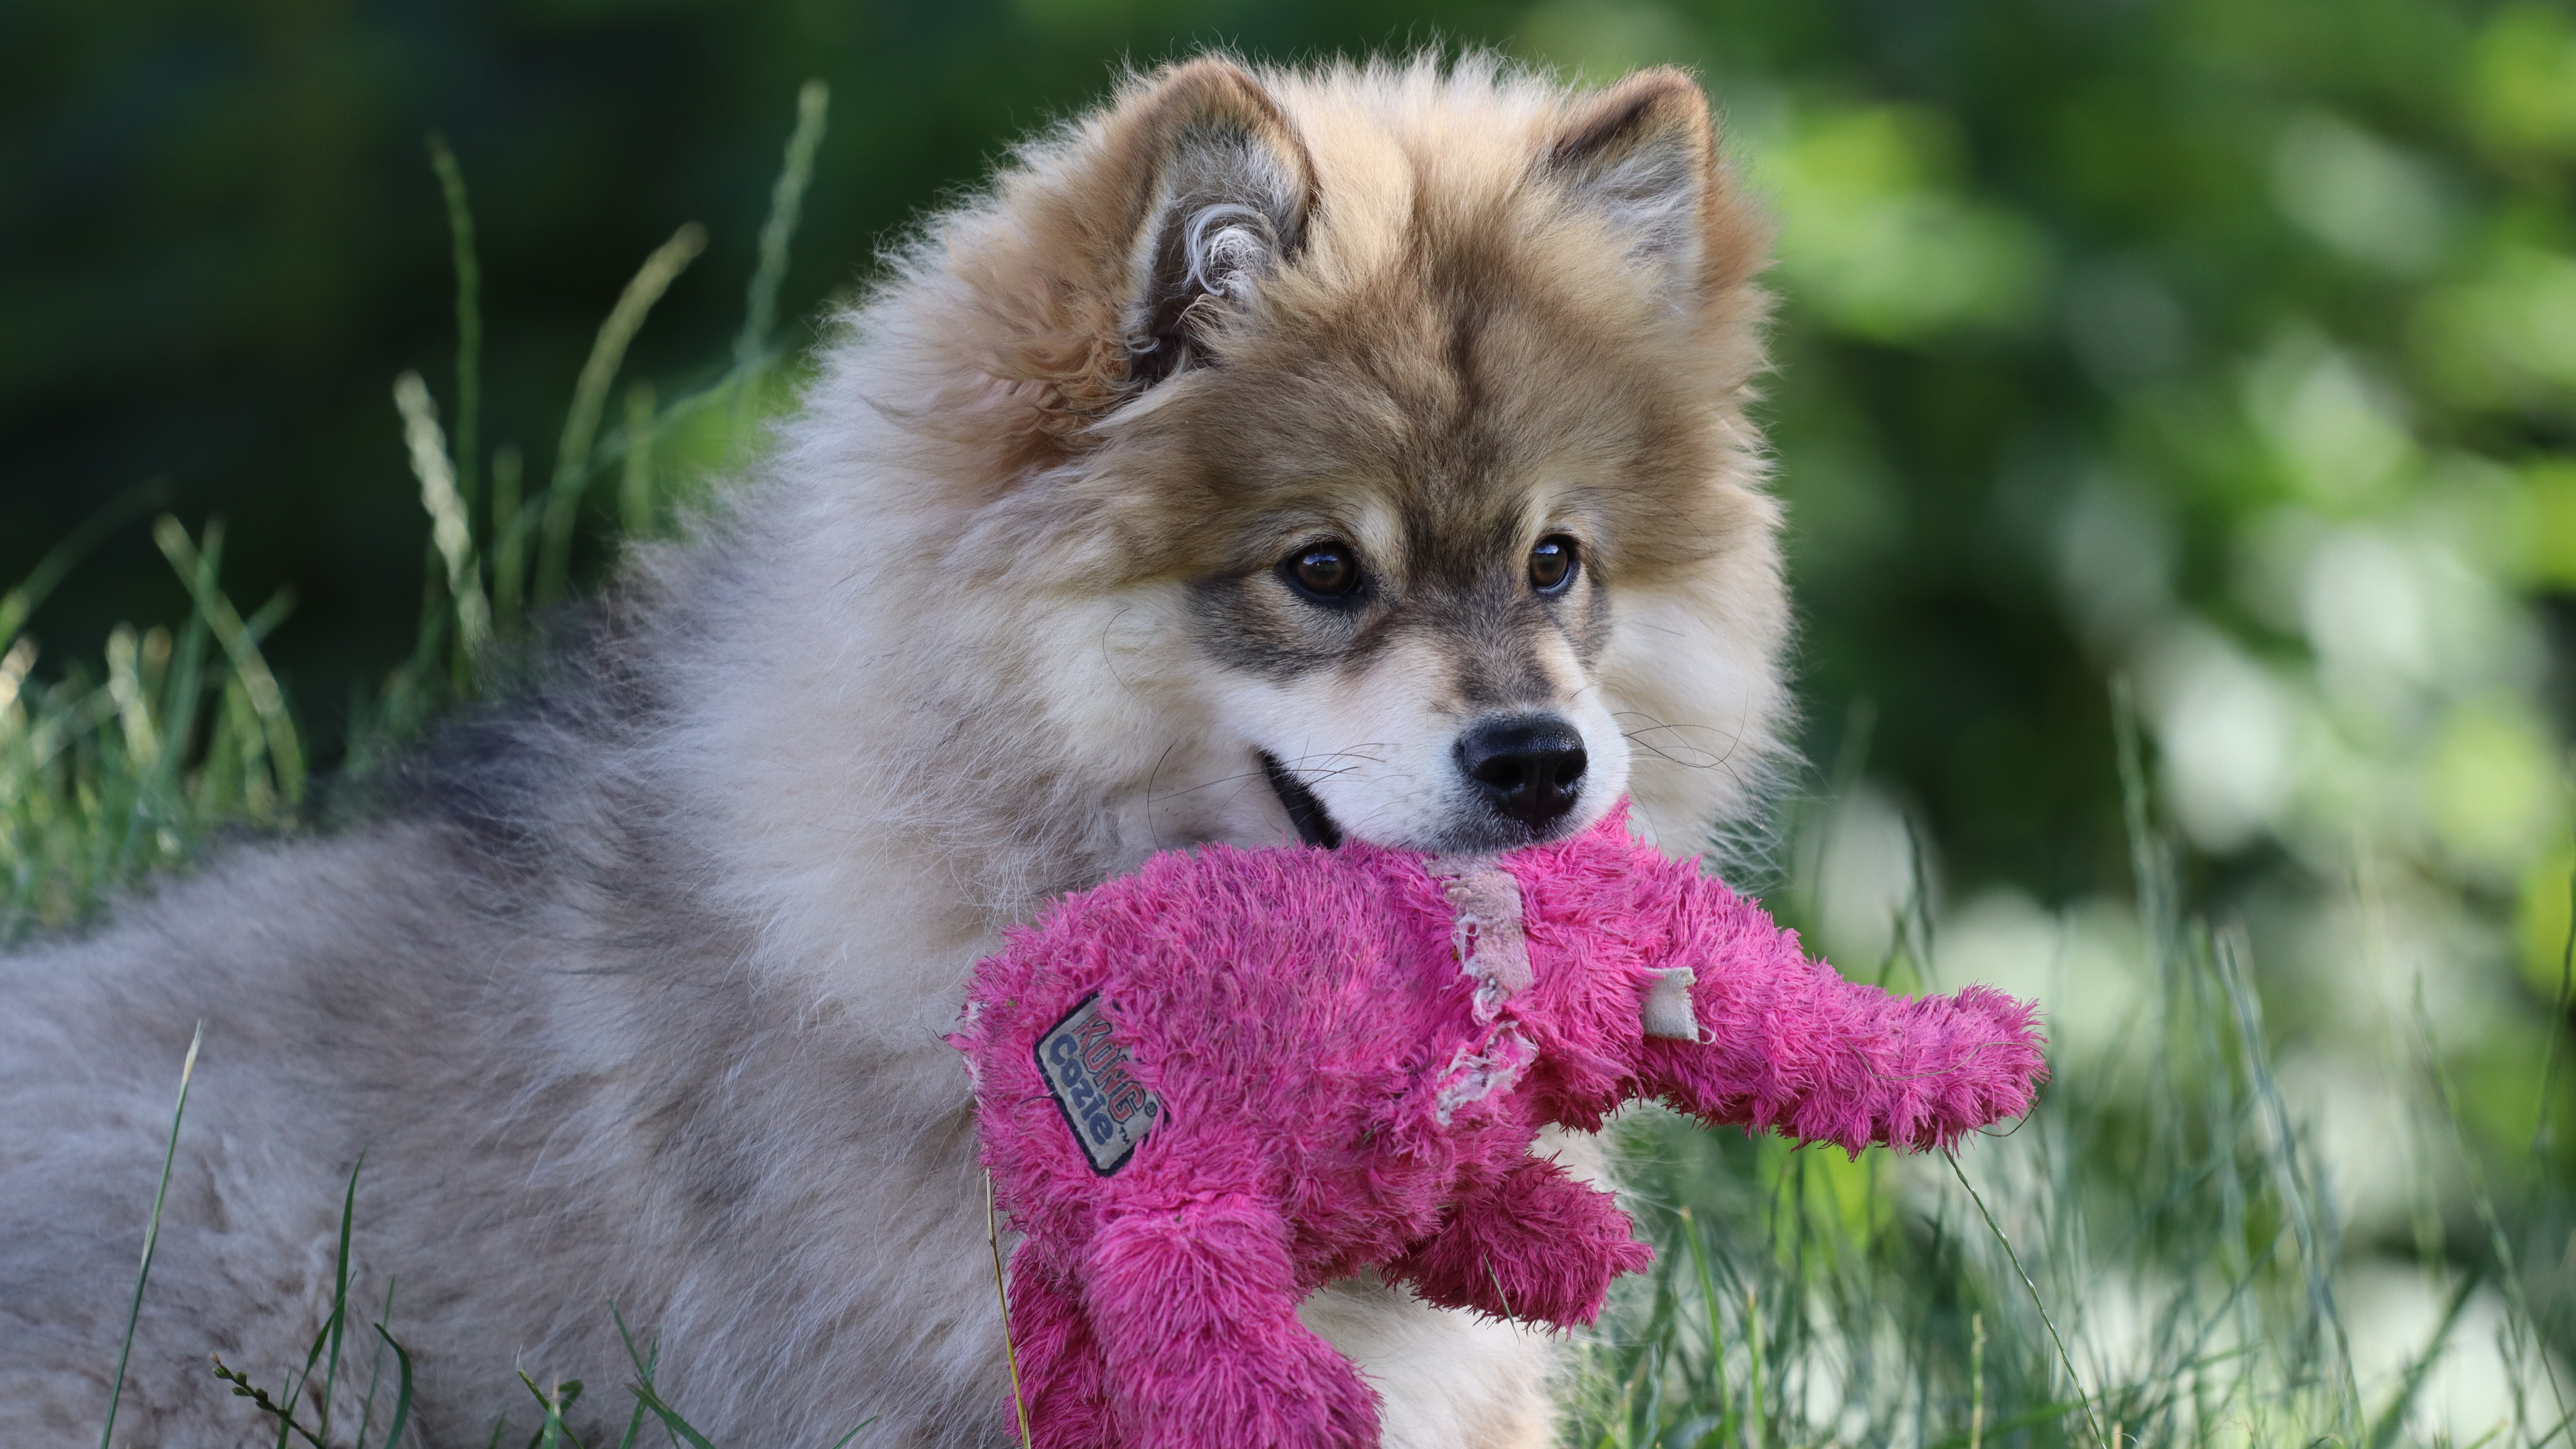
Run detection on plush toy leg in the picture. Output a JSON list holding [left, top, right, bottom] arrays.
[[1083, 1197, 1382, 1449], [1006, 1249, 1114, 1449], [1388, 1158, 1653, 1328]]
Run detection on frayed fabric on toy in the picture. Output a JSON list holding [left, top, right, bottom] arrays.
[[951, 805, 2046, 1449]]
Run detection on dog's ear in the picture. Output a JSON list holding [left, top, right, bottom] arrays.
[[1544, 69, 1731, 309], [1110, 59, 1315, 388]]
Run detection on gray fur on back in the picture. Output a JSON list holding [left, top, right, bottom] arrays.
[[0, 588, 1014, 1444]]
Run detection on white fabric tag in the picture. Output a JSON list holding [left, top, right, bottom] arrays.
[[1641, 966, 1701, 1041]]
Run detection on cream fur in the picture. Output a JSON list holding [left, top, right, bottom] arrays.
[[0, 54, 1786, 1447]]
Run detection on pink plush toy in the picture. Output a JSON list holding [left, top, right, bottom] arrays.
[[952, 806, 2045, 1449]]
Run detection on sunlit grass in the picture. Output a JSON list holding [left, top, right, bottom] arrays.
[[1575, 685, 2576, 1444], [1576, 708, 2572, 1447], [1, 514, 303, 942]]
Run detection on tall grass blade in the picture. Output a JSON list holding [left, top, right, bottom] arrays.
[[371, 1324, 415, 1449], [103, 625, 159, 773], [277, 1282, 340, 1449], [619, 381, 657, 539], [395, 370, 492, 661], [987, 1169, 1034, 1449], [314, 1150, 370, 1447], [1944, 1146, 2108, 1449], [427, 134, 483, 512], [615, 1384, 653, 1449], [734, 80, 829, 404], [124, 518, 218, 866], [612, 1302, 683, 1449], [1743, 1284, 1765, 1448], [1677, 1206, 1727, 1411], [625, 1377, 720, 1449], [1969, 1311, 1986, 1449], [153, 516, 304, 808], [538, 223, 706, 608], [100, 1022, 200, 1449], [519, 1371, 585, 1449], [355, 1278, 397, 1449]]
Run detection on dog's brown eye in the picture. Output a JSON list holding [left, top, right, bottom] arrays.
[[1285, 543, 1361, 601], [1529, 536, 1578, 594]]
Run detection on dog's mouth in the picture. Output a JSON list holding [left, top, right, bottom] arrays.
[[1258, 752, 1343, 849]]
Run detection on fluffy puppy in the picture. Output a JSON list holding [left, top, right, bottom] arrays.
[[0, 53, 1785, 1448]]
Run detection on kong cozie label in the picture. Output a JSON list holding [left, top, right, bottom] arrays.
[[1036, 994, 1161, 1175]]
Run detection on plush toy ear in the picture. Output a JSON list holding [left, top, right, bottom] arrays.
[[1116, 59, 1316, 387], [1542, 68, 1725, 310]]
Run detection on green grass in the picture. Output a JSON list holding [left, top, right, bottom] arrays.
[[100, 1023, 199, 1449], [1561, 695, 2576, 1447], [1573, 721, 2559, 1449], [11, 78, 2570, 1449]]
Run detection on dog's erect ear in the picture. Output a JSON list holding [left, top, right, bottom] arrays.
[[1544, 69, 1725, 307], [1113, 60, 1315, 388]]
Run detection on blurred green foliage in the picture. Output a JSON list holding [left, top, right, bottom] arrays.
[[9, 0, 2576, 1437], [6, 0, 2566, 898]]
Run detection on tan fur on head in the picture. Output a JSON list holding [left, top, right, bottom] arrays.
[[906, 55, 1771, 459], [922, 57, 1319, 461], [757, 50, 1792, 918], [968, 55, 1787, 853]]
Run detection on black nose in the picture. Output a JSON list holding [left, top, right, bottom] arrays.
[[1456, 715, 1588, 829]]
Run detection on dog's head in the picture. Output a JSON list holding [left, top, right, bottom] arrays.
[[848, 57, 1789, 864]]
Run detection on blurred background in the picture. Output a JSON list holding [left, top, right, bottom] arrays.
[[8, 0, 2576, 1437]]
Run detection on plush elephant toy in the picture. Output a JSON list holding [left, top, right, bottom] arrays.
[[951, 805, 2046, 1449]]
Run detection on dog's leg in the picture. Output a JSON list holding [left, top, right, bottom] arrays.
[[1297, 1276, 1561, 1449]]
